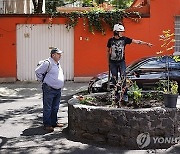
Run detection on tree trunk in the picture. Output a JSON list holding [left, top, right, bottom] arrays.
[[32, 0, 43, 13]]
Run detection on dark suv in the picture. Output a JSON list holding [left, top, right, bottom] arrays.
[[88, 56, 180, 93]]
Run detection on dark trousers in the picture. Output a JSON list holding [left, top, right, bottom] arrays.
[[110, 60, 126, 84], [42, 83, 61, 127], [110, 60, 128, 101]]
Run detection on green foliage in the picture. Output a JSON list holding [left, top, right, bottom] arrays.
[[109, 0, 133, 9], [65, 9, 133, 34], [157, 30, 179, 94], [45, 8, 131, 34], [55, 9, 132, 34], [143, 91, 163, 101], [157, 30, 175, 55], [46, 0, 65, 14], [79, 96, 95, 104], [157, 80, 178, 95], [82, 0, 94, 7], [173, 55, 180, 62], [128, 81, 142, 104], [45, 0, 136, 34], [86, 8, 105, 34], [65, 12, 80, 30], [102, 9, 124, 31], [171, 81, 178, 94]]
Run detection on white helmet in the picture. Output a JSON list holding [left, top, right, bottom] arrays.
[[113, 24, 125, 32]]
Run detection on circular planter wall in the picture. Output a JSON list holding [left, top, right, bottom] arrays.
[[68, 98, 180, 149]]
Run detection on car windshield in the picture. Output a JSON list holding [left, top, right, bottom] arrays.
[[126, 57, 153, 73], [126, 56, 179, 73], [126, 56, 174, 73]]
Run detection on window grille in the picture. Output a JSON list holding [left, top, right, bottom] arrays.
[[175, 16, 180, 52]]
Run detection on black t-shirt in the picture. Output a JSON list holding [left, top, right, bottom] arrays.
[[107, 36, 132, 62]]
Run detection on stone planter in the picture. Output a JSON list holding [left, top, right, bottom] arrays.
[[68, 97, 180, 149]]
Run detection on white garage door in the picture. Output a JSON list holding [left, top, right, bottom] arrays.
[[16, 24, 74, 81]]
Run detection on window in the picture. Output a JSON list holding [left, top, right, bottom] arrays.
[[175, 16, 180, 52], [140, 58, 165, 69]]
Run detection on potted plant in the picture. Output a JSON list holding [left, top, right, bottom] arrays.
[[158, 80, 178, 108], [157, 30, 179, 108]]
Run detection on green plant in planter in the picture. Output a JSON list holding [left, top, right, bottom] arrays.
[[157, 79, 178, 108], [164, 81, 178, 95], [128, 81, 142, 105], [164, 81, 178, 108], [170, 81, 178, 94], [157, 80, 178, 95], [157, 30, 179, 94], [78, 95, 95, 104]]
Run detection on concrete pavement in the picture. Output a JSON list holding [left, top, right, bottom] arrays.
[[0, 81, 179, 153]]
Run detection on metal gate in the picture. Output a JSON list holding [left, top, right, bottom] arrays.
[[16, 24, 74, 81], [175, 16, 180, 52]]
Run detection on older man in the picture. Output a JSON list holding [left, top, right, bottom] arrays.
[[35, 48, 64, 132]]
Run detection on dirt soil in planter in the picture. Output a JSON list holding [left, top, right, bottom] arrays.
[[76, 91, 164, 109]]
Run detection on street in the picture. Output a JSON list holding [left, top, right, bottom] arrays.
[[0, 81, 179, 153]]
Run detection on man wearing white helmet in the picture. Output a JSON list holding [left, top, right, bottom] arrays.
[[107, 23, 152, 103]]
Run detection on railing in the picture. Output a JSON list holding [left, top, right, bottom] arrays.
[[0, 0, 90, 14], [0, 0, 34, 14], [0, 0, 94, 14], [0, 0, 126, 14], [175, 16, 180, 52]]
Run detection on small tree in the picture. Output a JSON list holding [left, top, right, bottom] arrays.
[[32, 0, 44, 13], [46, 0, 65, 14], [157, 30, 175, 55], [157, 30, 179, 94]]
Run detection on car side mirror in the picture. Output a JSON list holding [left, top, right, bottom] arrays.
[[134, 70, 141, 78]]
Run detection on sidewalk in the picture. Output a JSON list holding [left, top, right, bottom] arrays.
[[0, 81, 179, 153]]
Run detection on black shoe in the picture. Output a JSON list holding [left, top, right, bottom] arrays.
[[44, 126, 54, 133], [52, 123, 64, 128]]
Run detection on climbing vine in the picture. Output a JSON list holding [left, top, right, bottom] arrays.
[[65, 12, 80, 30], [47, 8, 140, 34]]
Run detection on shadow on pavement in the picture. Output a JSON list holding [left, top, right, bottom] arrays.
[[0, 82, 42, 102], [0, 136, 7, 149], [21, 126, 49, 136], [0, 96, 25, 104]]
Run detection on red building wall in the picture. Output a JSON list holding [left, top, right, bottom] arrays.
[[0, 0, 180, 80]]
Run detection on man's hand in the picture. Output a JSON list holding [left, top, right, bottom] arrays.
[[147, 42, 153, 47], [132, 39, 153, 47]]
